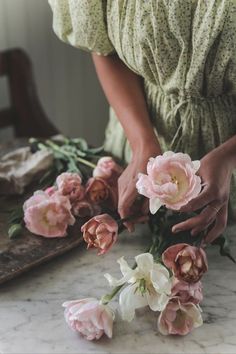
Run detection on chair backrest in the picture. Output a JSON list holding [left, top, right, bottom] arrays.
[[0, 48, 58, 137]]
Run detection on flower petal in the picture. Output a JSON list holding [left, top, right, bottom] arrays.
[[150, 198, 162, 214], [119, 284, 148, 322], [135, 253, 154, 275], [147, 291, 169, 312], [192, 160, 201, 172], [101, 307, 114, 338], [151, 264, 172, 294], [118, 256, 133, 277]]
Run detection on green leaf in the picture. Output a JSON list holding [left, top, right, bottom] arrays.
[[8, 206, 24, 224], [66, 159, 81, 174], [76, 150, 87, 157], [53, 150, 67, 160], [72, 138, 88, 151], [8, 224, 23, 239]]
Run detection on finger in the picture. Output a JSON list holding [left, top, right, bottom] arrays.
[[118, 184, 137, 215], [203, 205, 228, 245], [172, 203, 220, 233], [118, 194, 137, 232], [190, 203, 223, 236], [190, 219, 215, 237], [118, 205, 134, 232], [179, 188, 214, 212]]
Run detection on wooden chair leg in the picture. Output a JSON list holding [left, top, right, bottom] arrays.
[[5, 48, 58, 137]]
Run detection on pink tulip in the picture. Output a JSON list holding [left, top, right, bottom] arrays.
[[158, 298, 203, 335], [85, 177, 118, 209], [81, 214, 118, 255], [136, 151, 201, 213], [163, 243, 208, 283], [63, 298, 114, 341], [23, 190, 75, 237], [171, 278, 203, 304], [56, 172, 85, 202], [93, 156, 123, 181]]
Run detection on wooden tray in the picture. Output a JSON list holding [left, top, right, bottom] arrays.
[[0, 210, 84, 285], [0, 140, 85, 285]]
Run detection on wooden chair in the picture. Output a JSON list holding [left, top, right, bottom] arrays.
[[0, 48, 58, 137]]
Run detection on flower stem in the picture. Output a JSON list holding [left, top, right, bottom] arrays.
[[101, 284, 124, 305], [76, 156, 96, 169], [101, 263, 137, 305], [45, 140, 96, 169]]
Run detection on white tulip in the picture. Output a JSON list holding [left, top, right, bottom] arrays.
[[104, 253, 172, 322]]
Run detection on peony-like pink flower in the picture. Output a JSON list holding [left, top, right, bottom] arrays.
[[63, 298, 114, 341], [157, 298, 203, 336], [72, 200, 101, 218], [56, 172, 85, 202], [163, 243, 208, 283], [23, 190, 75, 237], [136, 151, 201, 214], [81, 214, 118, 255], [93, 156, 123, 181], [171, 277, 203, 304]]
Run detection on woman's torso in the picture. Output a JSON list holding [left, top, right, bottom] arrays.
[[105, 0, 236, 159]]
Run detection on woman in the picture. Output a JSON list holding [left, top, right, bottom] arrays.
[[49, 0, 236, 245]]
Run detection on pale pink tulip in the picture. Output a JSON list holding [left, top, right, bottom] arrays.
[[93, 156, 123, 180], [158, 299, 203, 335], [136, 151, 201, 213], [23, 190, 75, 237], [81, 214, 118, 255], [63, 298, 114, 341], [56, 172, 85, 202], [171, 277, 203, 304], [163, 243, 208, 283]]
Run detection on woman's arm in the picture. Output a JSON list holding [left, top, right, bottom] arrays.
[[92, 53, 159, 152], [92, 53, 161, 230]]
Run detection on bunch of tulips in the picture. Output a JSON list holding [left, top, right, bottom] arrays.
[[23, 150, 211, 339]]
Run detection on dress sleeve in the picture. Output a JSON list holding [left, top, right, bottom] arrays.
[[48, 0, 115, 55]]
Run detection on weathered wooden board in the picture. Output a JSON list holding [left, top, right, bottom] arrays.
[[0, 141, 85, 285]]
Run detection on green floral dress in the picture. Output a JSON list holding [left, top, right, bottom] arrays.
[[49, 0, 236, 218]]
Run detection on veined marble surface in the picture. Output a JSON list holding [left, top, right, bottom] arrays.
[[0, 224, 236, 354]]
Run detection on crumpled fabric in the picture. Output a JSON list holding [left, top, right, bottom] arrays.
[[0, 147, 53, 195]]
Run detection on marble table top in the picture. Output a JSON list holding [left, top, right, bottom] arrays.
[[0, 223, 236, 354]]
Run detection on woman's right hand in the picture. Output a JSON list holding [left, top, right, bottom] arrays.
[[118, 143, 162, 232]]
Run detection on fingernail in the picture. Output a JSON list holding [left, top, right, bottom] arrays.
[[172, 227, 181, 233]]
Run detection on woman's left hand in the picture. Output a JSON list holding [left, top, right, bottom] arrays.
[[172, 146, 235, 245]]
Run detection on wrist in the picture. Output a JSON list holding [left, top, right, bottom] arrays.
[[132, 138, 161, 159], [217, 136, 236, 170]]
